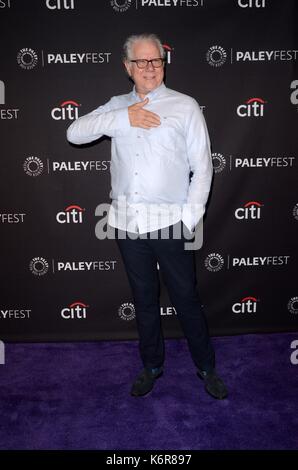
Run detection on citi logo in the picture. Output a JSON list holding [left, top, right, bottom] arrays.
[[61, 301, 88, 320], [51, 100, 80, 120], [0, 1, 11, 8], [235, 201, 263, 220], [0, 81, 20, 120], [237, 98, 266, 117], [163, 44, 174, 64], [56, 205, 85, 224], [0, 80, 4, 104], [232, 296, 258, 313], [238, 0, 265, 7], [46, 0, 75, 9]]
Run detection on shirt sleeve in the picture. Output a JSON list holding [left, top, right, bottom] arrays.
[[66, 97, 131, 145], [182, 99, 213, 232]]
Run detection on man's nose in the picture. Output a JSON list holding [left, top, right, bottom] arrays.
[[146, 61, 155, 70]]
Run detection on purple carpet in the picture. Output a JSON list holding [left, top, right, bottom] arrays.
[[0, 333, 297, 450]]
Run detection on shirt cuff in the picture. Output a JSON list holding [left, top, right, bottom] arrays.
[[182, 203, 205, 232]]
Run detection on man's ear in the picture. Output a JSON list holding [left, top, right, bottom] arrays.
[[124, 60, 131, 77]]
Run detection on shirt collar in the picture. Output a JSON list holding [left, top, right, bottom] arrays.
[[131, 82, 166, 102]]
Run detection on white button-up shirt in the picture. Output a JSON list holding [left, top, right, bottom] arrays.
[[67, 83, 213, 234]]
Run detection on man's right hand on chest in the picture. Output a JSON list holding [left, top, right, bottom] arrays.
[[128, 98, 161, 129]]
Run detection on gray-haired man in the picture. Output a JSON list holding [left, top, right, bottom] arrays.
[[67, 33, 228, 400]]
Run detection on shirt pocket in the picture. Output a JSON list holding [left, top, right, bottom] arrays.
[[146, 124, 177, 158]]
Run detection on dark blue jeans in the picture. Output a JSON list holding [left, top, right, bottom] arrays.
[[115, 221, 215, 373]]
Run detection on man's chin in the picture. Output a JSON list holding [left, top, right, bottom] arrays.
[[143, 82, 159, 92]]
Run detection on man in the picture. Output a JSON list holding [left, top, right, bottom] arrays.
[[67, 33, 228, 400]]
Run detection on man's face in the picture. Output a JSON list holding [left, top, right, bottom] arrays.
[[124, 40, 164, 96]]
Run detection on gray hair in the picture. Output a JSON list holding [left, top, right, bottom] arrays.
[[122, 33, 166, 61]]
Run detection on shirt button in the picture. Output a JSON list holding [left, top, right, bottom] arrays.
[[135, 172, 138, 175], [135, 191, 138, 194], [136, 210, 139, 213], [136, 154, 139, 156], [137, 136, 141, 138]]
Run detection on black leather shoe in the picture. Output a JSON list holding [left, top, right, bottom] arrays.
[[197, 369, 228, 400], [131, 368, 163, 397]]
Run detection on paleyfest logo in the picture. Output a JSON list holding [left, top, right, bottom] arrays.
[[206, 46, 227, 67], [111, 0, 202, 12], [118, 302, 135, 320], [212, 153, 226, 173], [23, 156, 44, 177], [293, 203, 298, 221], [111, 0, 132, 12], [17, 48, 38, 69], [288, 297, 298, 315], [29, 257, 49, 276], [204, 253, 225, 272]]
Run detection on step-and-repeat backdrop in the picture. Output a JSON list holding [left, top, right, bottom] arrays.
[[1, 0, 297, 341]]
